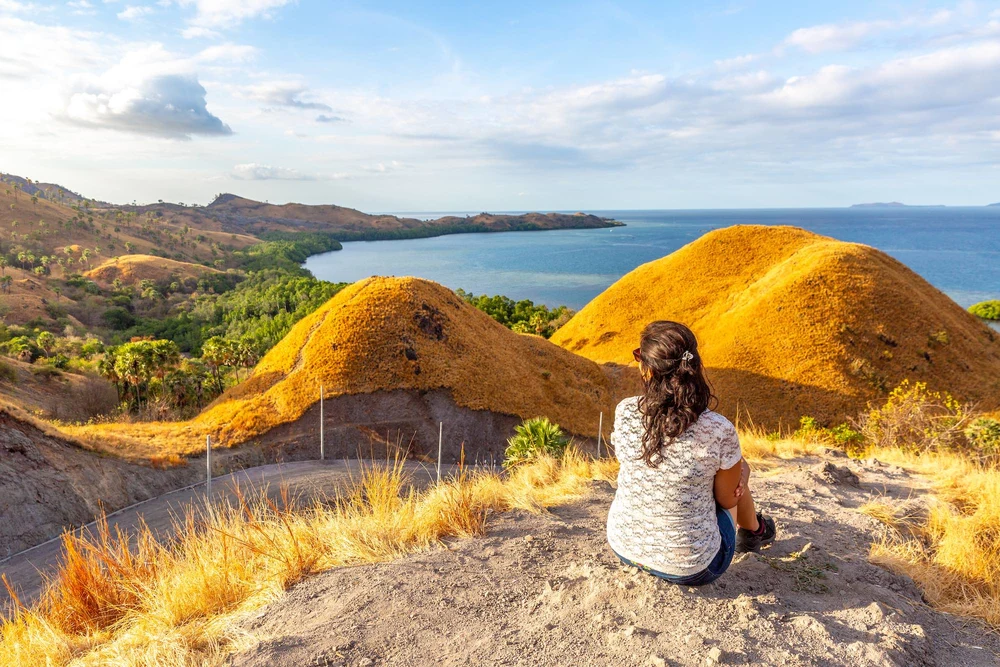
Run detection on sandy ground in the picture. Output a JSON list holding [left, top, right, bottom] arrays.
[[230, 455, 1000, 667]]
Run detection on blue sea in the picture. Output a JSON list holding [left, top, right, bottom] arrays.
[[305, 208, 1000, 318]]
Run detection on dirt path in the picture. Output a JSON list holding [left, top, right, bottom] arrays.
[[230, 455, 1000, 667], [0, 460, 447, 609]]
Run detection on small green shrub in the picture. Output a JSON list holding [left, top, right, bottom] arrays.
[[793, 416, 824, 441], [966, 418, 1000, 463], [969, 300, 1000, 321], [47, 353, 70, 369], [504, 417, 570, 468], [793, 416, 864, 454], [101, 307, 136, 330], [857, 380, 973, 453]]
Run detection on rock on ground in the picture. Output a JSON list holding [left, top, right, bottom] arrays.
[[229, 457, 1000, 667]]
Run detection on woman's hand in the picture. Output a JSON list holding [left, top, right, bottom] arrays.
[[733, 459, 750, 499]]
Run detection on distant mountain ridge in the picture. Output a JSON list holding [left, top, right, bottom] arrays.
[[129, 193, 623, 240], [0, 173, 107, 206]]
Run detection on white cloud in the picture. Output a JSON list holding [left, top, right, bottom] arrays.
[[761, 41, 1000, 112], [361, 160, 403, 173], [242, 80, 331, 111], [63, 73, 232, 137], [180, 0, 293, 30], [0, 16, 104, 79], [67, 0, 95, 14], [784, 20, 894, 54], [232, 163, 314, 180], [0, 0, 41, 12], [53, 42, 240, 138], [197, 42, 256, 62], [117, 4, 153, 20], [714, 53, 758, 71], [181, 25, 220, 39], [782, 10, 958, 54]]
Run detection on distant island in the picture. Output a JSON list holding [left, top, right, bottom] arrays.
[[988, 202, 1000, 207], [850, 202, 947, 208]]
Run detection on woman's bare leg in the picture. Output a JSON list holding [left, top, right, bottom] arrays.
[[736, 486, 761, 532]]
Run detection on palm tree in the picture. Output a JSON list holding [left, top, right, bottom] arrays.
[[0, 256, 6, 276], [0, 275, 11, 294]]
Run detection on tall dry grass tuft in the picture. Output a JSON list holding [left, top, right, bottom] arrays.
[[0, 450, 615, 666], [736, 427, 824, 465], [865, 448, 1000, 629]]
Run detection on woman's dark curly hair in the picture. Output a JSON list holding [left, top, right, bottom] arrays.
[[634, 321, 716, 467]]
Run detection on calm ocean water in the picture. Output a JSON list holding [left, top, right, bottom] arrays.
[[305, 208, 1000, 316]]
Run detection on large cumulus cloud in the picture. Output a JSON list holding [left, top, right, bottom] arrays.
[[63, 73, 232, 138]]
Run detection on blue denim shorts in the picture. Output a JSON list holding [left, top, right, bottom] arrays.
[[613, 504, 736, 586]]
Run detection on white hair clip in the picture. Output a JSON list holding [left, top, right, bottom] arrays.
[[681, 351, 694, 362]]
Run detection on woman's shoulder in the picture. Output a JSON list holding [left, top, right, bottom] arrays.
[[615, 395, 641, 417], [695, 410, 737, 436]]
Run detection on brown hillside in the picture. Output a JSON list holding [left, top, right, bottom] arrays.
[[0, 268, 84, 327], [551, 225, 1000, 427], [0, 357, 117, 421], [132, 194, 619, 237], [193, 276, 623, 446], [85, 254, 220, 286], [0, 187, 255, 274]]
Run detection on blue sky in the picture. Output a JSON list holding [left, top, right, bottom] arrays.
[[1, 0, 999, 210]]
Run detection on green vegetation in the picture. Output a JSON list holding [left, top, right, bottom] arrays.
[[98, 339, 181, 410], [504, 417, 571, 467], [969, 300, 1000, 320], [797, 381, 1000, 464], [123, 270, 348, 356], [236, 233, 342, 274], [456, 289, 574, 338], [1, 228, 348, 420], [792, 416, 864, 453]]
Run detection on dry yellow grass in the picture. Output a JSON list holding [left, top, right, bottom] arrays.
[[863, 448, 1000, 629], [551, 225, 1000, 428], [84, 254, 220, 286], [0, 451, 617, 666]]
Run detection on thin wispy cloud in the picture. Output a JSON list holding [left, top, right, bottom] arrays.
[[243, 81, 331, 111], [179, 0, 294, 29], [117, 4, 154, 21]]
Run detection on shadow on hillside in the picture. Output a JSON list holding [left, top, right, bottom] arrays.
[[705, 367, 862, 431]]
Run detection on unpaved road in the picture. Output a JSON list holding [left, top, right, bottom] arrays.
[[0, 459, 448, 608]]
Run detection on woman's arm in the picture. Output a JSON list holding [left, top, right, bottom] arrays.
[[714, 459, 750, 509]]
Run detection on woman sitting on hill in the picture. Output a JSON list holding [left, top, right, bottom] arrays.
[[607, 321, 776, 586]]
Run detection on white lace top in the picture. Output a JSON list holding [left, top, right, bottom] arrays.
[[606, 397, 743, 576]]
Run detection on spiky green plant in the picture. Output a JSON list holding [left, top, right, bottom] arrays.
[[504, 417, 571, 468]]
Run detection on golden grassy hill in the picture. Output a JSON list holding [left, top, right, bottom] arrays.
[[85, 254, 220, 286], [69, 277, 629, 458], [195, 276, 621, 446], [551, 225, 1000, 427]]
